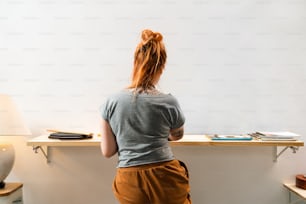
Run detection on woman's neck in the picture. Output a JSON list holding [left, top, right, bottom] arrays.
[[129, 86, 160, 95]]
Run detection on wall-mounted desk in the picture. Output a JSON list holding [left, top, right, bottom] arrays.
[[283, 183, 306, 204], [0, 183, 23, 204], [27, 135, 304, 163]]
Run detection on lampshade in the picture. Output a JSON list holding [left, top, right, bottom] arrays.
[[0, 94, 31, 136], [0, 94, 31, 188]]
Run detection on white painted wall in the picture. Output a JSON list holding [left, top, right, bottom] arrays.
[[1, 0, 306, 203]]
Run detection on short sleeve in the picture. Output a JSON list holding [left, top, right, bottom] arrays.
[[100, 98, 113, 122], [168, 96, 185, 129]]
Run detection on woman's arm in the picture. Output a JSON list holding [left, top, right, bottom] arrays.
[[168, 125, 184, 141], [100, 119, 118, 158]]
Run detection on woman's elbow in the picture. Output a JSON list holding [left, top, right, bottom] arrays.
[[102, 151, 116, 158], [101, 146, 117, 158], [169, 126, 184, 141], [103, 153, 113, 158], [168, 134, 183, 141]]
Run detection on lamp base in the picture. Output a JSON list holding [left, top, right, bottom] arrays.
[[0, 181, 5, 189], [0, 143, 15, 189]]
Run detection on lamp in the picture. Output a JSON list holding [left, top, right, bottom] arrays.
[[0, 94, 31, 189]]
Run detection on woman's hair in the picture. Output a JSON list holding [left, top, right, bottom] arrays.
[[128, 29, 167, 91]]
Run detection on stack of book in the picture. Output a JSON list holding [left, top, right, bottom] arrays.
[[252, 131, 301, 141]]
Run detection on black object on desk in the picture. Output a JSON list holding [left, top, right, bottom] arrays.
[[48, 132, 93, 140]]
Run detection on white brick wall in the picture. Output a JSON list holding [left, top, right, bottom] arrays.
[[1, 0, 306, 203]]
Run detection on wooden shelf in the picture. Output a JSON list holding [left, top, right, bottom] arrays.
[[171, 135, 304, 147], [27, 134, 304, 163], [27, 135, 100, 147], [27, 134, 304, 147], [0, 183, 23, 197], [283, 183, 306, 203]]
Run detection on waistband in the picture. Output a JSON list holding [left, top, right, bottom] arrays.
[[118, 159, 177, 171]]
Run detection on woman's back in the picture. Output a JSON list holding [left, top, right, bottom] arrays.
[[102, 90, 185, 167]]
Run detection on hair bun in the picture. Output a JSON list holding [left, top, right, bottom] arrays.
[[153, 33, 163, 41], [141, 29, 163, 43]]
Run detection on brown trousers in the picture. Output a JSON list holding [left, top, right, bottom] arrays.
[[113, 160, 192, 204]]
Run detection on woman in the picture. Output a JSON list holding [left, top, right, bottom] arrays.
[[100, 29, 191, 204]]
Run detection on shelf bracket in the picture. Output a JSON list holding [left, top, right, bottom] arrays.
[[32, 146, 50, 163], [273, 146, 299, 162]]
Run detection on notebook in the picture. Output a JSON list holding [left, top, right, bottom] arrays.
[[48, 132, 93, 140]]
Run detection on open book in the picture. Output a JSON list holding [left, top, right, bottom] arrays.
[[210, 134, 253, 141]]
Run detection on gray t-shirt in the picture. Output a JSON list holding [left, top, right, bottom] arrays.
[[100, 90, 185, 167]]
